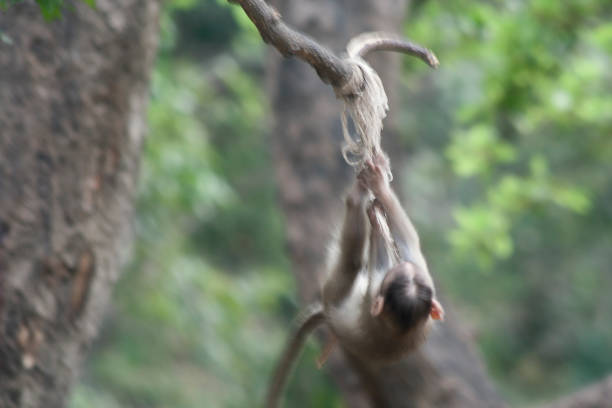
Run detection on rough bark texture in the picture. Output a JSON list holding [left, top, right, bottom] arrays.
[[0, 1, 159, 407], [266, 0, 505, 406]]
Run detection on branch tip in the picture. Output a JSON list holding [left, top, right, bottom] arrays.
[[346, 32, 439, 69]]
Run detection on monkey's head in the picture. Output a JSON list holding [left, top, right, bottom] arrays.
[[371, 262, 444, 331]]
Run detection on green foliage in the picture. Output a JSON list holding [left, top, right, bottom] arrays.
[[72, 2, 336, 407], [446, 124, 516, 177], [0, 0, 95, 20], [71, 0, 612, 406], [405, 0, 612, 403]]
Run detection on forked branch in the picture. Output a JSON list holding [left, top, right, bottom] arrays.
[[229, 0, 438, 89]]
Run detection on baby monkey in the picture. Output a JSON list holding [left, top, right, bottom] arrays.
[[266, 153, 444, 407]]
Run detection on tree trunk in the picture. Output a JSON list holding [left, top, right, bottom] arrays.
[[267, 0, 504, 406], [541, 375, 612, 408], [0, 1, 159, 407]]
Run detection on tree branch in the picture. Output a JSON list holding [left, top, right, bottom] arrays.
[[230, 0, 351, 86], [347, 32, 439, 68], [230, 0, 438, 88], [540, 375, 612, 408]]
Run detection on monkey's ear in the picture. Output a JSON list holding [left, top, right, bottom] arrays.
[[430, 299, 444, 321], [371, 295, 385, 316]]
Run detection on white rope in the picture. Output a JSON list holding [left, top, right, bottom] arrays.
[[334, 57, 391, 181], [333, 52, 401, 263], [373, 206, 402, 264]]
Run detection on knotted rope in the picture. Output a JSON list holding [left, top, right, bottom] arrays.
[[333, 45, 400, 263], [334, 55, 391, 180]]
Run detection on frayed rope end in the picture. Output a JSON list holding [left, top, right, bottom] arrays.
[[334, 58, 391, 179]]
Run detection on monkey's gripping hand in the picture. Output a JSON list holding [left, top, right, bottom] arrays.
[[358, 153, 391, 199]]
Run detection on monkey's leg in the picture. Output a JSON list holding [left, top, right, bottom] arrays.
[[316, 333, 337, 369], [322, 182, 368, 306]]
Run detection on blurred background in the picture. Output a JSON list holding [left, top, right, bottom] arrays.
[[66, 0, 612, 407]]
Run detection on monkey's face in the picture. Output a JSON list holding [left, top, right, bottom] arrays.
[[371, 262, 439, 332]]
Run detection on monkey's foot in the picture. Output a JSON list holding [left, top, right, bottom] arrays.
[[316, 334, 338, 369]]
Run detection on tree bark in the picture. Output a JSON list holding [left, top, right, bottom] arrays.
[[266, 0, 504, 406], [0, 1, 159, 407]]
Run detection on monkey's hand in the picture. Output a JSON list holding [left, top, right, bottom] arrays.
[[358, 158, 390, 199], [373, 151, 391, 175], [316, 334, 337, 369]]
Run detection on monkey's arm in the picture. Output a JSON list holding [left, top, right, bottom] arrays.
[[376, 186, 421, 258], [266, 302, 326, 408], [360, 159, 421, 261], [322, 182, 369, 305]]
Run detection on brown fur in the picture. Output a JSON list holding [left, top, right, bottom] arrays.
[[266, 157, 443, 407]]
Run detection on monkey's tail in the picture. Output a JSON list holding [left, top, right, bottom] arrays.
[[265, 302, 326, 408]]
